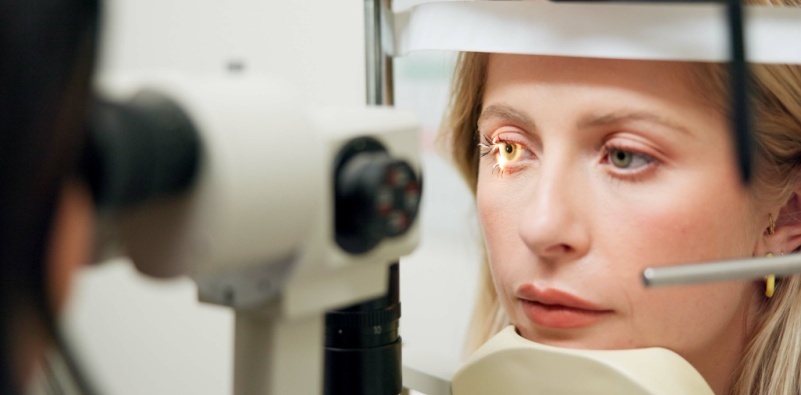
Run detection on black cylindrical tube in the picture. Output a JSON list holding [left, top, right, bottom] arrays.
[[82, 90, 201, 210], [324, 263, 402, 395], [726, 0, 753, 184]]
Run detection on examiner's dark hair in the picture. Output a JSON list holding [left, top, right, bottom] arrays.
[[0, 0, 98, 393]]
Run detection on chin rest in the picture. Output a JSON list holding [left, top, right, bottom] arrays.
[[452, 326, 714, 395]]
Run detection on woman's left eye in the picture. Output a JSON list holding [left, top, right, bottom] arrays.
[[607, 148, 651, 170]]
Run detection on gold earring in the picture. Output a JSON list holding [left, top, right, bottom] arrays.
[[768, 213, 776, 235], [765, 252, 776, 298]]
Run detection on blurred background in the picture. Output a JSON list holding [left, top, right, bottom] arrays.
[[62, 1, 482, 393]]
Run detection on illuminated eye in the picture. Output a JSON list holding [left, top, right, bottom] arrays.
[[500, 143, 521, 162]]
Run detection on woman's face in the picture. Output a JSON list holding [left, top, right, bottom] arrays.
[[477, 54, 765, 384]]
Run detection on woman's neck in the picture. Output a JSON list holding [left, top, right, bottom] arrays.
[[688, 291, 759, 395]]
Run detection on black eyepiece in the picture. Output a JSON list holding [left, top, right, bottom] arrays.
[[82, 90, 201, 210]]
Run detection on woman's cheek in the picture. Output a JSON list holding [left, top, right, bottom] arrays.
[[601, 172, 748, 265], [477, 178, 521, 282]]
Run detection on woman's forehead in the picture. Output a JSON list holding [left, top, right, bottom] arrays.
[[483, 53, 713, 112], [485, 53, 694, 87], [480, 54, 727, 143]]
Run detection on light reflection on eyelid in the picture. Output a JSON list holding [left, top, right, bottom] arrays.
[[493, 130, 531, 146]]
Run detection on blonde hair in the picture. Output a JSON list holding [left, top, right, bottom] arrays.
[[439, 2, 801, 394]]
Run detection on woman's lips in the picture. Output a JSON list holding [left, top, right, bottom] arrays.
[[517, 284, 613, 329]]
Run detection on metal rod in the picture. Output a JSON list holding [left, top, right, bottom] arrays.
[[727, 0, 753, 183], [643, 253, 801, 287], [365, 0, 394, 106]]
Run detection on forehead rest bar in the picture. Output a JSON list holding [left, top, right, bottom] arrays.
[[392, 1, 801, 64]]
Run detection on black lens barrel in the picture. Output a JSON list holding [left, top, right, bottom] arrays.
[[324, 264, 402, 395]]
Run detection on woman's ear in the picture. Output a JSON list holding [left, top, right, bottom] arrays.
[[766, 192, 801, 254]]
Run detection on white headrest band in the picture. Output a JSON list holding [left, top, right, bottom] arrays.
[[393, 1, 801, 64]]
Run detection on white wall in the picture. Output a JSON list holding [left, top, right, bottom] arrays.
[[98, 0, 366, 106]]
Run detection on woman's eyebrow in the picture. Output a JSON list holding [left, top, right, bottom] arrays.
[[477, 104, 536, 130], [577, 111, 691, 135], [478, 105, 691, 136]]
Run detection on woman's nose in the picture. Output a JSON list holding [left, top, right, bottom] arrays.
[[518, 163, 590, 265]]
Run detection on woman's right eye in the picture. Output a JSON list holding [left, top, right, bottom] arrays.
[[499, 142, 524, 162], [478, 133, 534, 175]]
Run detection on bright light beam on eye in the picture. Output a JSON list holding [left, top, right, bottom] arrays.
[[497, 142, 522, 171], [497, 151, 510, 172], [478, 135, 528, 175]]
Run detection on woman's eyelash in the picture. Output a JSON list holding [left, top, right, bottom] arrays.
[[477, 133, 506, 176], [478, 133, 497, 158]]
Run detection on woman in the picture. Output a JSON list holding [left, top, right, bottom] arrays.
[[440, 1, 801, 394], [1, 0, 99, 393]]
